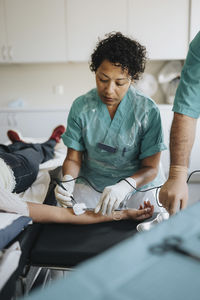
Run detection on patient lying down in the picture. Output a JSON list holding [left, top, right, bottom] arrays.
[[0, 128, 154, 224]]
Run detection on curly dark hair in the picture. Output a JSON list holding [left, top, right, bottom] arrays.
[[89, 32, 147, 80]]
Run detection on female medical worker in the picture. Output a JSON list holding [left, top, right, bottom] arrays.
[[55, 32, 167, 215]]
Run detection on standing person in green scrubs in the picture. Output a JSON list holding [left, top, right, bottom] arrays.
[[159, 31, 200, 215], [55, 32, 167, 215]]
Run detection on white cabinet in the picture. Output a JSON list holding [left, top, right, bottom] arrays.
[[0, 0, 196, 63], [66, 0, 128, 61], [128, 0, 189, 60], [66, 0, 190, 62], [0, 0, 67, 63], [190, 0, 200, 41]]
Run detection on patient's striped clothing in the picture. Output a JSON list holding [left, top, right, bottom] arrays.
[[0, 186, 29, 216], [0, 158, 29, 216], [0, 158, 16, 192]]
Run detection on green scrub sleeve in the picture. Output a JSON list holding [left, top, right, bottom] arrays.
[[173, 31, 200, 119], [139, 106, 167, 160], [139, 143, 167, 160], [62, 103, 86, 151]]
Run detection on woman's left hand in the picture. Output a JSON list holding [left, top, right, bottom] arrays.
[[94, 178, 136, 215]]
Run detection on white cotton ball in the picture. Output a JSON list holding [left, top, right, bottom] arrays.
[[73, 203, 87, 215]]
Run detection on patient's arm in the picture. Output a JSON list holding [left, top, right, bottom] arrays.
[[0, 187, 153, 224], [28, 201, 154, 224]]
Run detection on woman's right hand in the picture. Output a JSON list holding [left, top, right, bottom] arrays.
[[127, 201, 154, 221], [54, 174, 75, 208]]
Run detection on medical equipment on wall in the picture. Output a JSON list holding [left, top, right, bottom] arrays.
[[158, 61, 182, 104], [134, 73, 158, 97]]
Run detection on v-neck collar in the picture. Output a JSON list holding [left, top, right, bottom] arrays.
[[96, 88, 131, 121], [96, 88, 132, 144]]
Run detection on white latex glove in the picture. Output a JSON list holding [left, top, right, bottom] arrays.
[[55, 174, 75, 208], [95, 177, 136, 215]]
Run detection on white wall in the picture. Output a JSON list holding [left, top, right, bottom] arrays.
[[0, 60, 168, 110], [0, 62, 95, 110]]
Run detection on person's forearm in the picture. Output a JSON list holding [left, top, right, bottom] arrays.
[[130, 152, 161, 188], [158, 114, 195, 214], [130, 166, 158, 188], [170, 113, 197, 167], [62, 157, 81, 178], [28, 202, 128, 224]]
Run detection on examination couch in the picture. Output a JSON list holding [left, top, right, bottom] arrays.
[[0, 182, 56, 300], [1, 181, 144, 299], [23, 200, 200, 300], [0, 224, 41, 300]]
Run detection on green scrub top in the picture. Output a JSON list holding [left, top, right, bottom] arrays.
[[62, 86, 166, 192], [173, 31, 200, 118]]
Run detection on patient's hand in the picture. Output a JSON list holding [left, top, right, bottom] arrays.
[[127, 201, 154, 221]]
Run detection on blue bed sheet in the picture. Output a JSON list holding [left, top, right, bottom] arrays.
[[0, 214, 32, 250]]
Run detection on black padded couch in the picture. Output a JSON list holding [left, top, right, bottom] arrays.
[[0, 178, 146, 299]]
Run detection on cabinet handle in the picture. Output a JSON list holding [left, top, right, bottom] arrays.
[[8, 46, 13, 60], [1, 45, 7, 60]]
